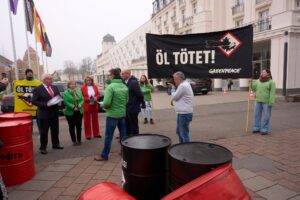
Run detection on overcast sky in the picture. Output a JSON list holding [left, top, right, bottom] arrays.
[[0, 0, 153, 73]]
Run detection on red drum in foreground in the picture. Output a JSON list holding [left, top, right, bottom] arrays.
[[162, 163, 251, 200], [78, 182, 136, 200], [0, 112, 32, 122], [0, 120, 35, 186]]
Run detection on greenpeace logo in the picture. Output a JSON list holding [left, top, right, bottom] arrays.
[[209, 68, 242, 74]]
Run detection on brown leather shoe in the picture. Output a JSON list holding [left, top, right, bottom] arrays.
[[94, 155, 108, 161]]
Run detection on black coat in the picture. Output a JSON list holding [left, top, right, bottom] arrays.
[[32, 84, 60, 119], [126, 76, 144, 114], [0, 82, 7, 93]]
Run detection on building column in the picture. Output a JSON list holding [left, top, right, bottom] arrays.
[[239, 79, 250, 91], [213, 79, 222, 91]]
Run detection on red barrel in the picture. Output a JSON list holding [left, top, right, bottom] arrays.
[[0, 112, 32, 122], [0, 120, 35, 186]]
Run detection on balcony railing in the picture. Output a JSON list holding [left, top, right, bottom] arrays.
[[256, 0, 269, 5], [253, 17, 272, 32], [232, 3, 244, 15], [182, 16, 193, 26]]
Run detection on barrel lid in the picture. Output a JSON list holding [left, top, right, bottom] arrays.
[[168, 142, 233, 165], [121, 134, 171, 150], [0, 119, 32, 127], [0, 112, 31, 119]]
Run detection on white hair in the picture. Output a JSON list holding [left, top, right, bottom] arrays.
[[41, 73, 52, 82]]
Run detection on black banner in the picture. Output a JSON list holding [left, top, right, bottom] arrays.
[[146, 25, 253, 79]]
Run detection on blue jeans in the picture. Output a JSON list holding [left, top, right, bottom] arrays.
[[176, 113, 193, 143], [254, 102, 272, 133], [101, 117, 126, 160]]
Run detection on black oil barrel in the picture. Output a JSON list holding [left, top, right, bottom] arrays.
[[121, 134, 171, 200], [168, 142, 233, 191]]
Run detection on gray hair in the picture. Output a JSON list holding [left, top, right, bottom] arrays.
[[173, 71, 185, 80], [41, 73, 52, 82]]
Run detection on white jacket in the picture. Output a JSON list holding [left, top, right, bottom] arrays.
[[171, 80, 193, 114]]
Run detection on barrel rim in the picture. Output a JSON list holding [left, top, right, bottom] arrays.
[[0, 119, 32, 127], [168, 141, 233, 165], [0, 112, 32, 118], [121, 133, 171, 150]]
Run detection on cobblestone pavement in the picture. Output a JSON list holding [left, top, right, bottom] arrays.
[[4, 91, 300, 200]]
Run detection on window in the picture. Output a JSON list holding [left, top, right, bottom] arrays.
[[259, 10, 269, 31], [192, 2, 197, 14], [297, 0, 300, 8], [153, 2, 158, 13], [159, 0, 164, 9], [235, 19, 243, 27], [235, 0, 244, 5]]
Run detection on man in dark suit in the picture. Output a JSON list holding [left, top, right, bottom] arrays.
[[121, 69, 145, 135], [32, 73, 64, 154]]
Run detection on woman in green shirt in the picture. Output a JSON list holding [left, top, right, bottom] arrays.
[[140, 75, 154, 124], [250, 69, 276, 135], [63, 81, 84, 145]]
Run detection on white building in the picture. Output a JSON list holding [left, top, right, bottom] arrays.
[[96, 0, 300, 94]]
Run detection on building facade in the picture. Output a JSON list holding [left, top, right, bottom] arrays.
[[96, 0, 300, 94]]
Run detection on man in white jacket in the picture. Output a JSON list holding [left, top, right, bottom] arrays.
[[170, 71, 194, 143]]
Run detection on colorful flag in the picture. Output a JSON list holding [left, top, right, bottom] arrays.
[[33, 6, 45, 45], [44, 33, 52, 57], [24, 0, 34, 33], [33, 6, 52, 57], [9, 0, 19, 15]]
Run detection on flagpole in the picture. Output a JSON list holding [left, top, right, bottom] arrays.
[[23, 0, 31, 69], [34, 35, 40, 80], [45, 55, 48, 73], [41, 50, 46, 75], [7, 0, 19, 80]]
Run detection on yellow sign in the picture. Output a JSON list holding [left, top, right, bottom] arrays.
[[14, 80, 41, 117]]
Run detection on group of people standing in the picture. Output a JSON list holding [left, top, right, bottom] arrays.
[[25, 67, 276, 156]]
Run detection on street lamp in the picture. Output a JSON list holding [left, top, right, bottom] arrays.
[[282, 31, 288, 96]]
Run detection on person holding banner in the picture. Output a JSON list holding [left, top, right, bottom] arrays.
[[170, 71, 194, 143], [32, 74, 64, 154], [139, 75, 154, 124], [250, 69, 276, 135], [24, 68, 38, 81], [63, 81, 84, 146]]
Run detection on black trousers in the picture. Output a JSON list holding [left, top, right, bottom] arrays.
[[66, 111, 83, 143], [39, 116, 59, 150], [126, 112, 139, 135]]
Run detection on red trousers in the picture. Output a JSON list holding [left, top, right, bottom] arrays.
[[83, 105, 100, 139]]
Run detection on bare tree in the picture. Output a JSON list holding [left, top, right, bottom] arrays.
[[63, 60, 78, 80], [79, 57, 93, 79]]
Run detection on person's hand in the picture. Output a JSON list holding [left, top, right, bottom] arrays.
[[74, 106, 78, 111], [170, 100, 174, 106], [47, 102, 51, 107]]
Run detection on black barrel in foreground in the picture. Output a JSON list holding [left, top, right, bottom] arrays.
[[168, 142, 233, 190], [121, 134, 171, 200]]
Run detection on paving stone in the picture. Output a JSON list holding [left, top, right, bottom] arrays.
[[84, 179, 104, 190], [8, 190, 43, 200], [93, 170, 112, 180], [56, 195, 76, 200], [257, 184, 298, 200], [236, 168, 257, 180], [74, 173, 94, 184], [62, 183, 86, 196], [54, 177, 76, 188], [54, 157, 83, 165], [289, 194, 300, 200], [17, 180, 56, 191], [65, 167, 85, 177], [243, 176, 276, 192], [107, 175, 122, 185], [234, 154, 280, 173], [33, 171, 66, 181], [84, 165, 102, 174], [38, 187, 65, 200], [44, 164, 74, 172], [101, 162, 118, 170]]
